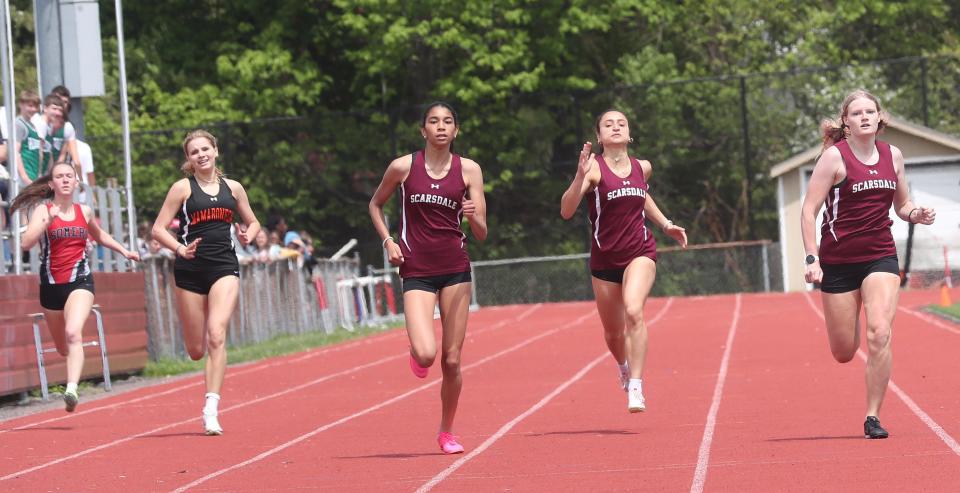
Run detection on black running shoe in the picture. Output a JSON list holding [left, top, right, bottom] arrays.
[[864, 416, 888, 439]]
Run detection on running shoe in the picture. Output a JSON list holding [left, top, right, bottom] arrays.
[[203, 412, 224, 436], [864, 416, 888, 439], [437, 432, 464, 454], [63, 390, 79, 413], [627, 386, 646, 413], [409, 352, 429, 379], [618, 364, 630, 392]]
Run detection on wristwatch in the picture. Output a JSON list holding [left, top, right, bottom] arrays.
[[805, 255, 818, 265]]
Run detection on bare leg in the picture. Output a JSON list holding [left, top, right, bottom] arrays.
[[204, 276, 239, 395], [436, 282, 471, 434], [403, 289, 440, 368], [860, 272, 899, 418], [821, 290, 862, 364], [621, 257, 656, 380], [175, 287, 208, 361], [43, 289, 95, 384], [591, 277, 627, 365]]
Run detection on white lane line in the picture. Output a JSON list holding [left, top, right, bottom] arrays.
[[171, 307, 598, 493], [416, 298, 675, 493], [690, 294, 742, 493], [1, 305, 546, 480], [0, 305, 541, 434], [802, 292, 960, 456], [897, 305, 960, 335]]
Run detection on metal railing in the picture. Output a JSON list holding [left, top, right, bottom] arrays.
[[141, 254, 403, 360]]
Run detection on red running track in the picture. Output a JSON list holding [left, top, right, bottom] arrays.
[[1, 289, 958, 492]]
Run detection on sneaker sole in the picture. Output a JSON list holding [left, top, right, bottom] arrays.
[[64, 394, 78, 413], [864, 434, 888, 439], [205, 429, 224, 436], [629, 407, 646, 413]]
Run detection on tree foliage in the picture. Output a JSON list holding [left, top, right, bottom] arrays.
[[9, 0, 957, 260]]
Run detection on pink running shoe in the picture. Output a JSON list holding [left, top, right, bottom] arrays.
[[437, 432, 465, 454], [409, 352, 429, 378]]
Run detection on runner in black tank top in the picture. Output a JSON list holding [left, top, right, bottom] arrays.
[[801, 90, 936, 439], [369, 102, 488, 455], [152, 130, 261, 436], [561, 109, 687, 414]]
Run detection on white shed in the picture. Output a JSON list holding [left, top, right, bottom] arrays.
[[770, 117, 960, 292]]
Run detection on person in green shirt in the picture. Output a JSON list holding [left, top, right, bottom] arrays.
[[14, 90, 47, 185]]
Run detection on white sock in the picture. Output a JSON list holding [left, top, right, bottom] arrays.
[[628, 378, 643, 391], [203, 393, 220, 415], [65, 382, 78, 394]]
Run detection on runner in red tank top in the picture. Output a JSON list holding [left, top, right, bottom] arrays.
[[369, 102, 487, 454], [561, 109, 687, 413], [11, 162, 139, 413], [801, 90, 936, 439]]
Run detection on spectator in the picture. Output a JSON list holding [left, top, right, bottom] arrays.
[[252, 229, 272, 263], [14, 91, 45, 186]]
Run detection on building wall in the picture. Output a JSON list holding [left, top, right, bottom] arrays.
[[0, 272, 148, 397]]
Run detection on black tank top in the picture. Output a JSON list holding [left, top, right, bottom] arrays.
[[174, 176, 239, 271]]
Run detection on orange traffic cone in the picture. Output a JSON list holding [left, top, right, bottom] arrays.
[[940, 284, 953, 307]]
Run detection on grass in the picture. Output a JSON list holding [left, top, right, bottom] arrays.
[[143, 323, 402, 378], [927, 303, 960, 323]]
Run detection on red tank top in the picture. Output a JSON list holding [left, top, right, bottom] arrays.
[[398, 151, 471, 278], [40, 203, 90, 284], [588, 156, 657, 270], [819, 139, 898, 264]]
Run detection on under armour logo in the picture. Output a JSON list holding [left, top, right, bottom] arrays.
[[431, 184, 440, 189], [623, 180, 631, 185], [210, 197, 218, 201], [868, 170, 878, 175]]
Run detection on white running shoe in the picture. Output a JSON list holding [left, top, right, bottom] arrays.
[[618, 364, 630, 392], [63, 390, 79, 413], [203, 412, 224, 436], [628, 386, 646, 413]]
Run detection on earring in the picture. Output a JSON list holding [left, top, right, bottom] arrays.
[[628, 137, 634, 143]]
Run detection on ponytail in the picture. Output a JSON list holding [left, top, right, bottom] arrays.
[[820, 118, 847, 152], [10, 174, 55, 214]]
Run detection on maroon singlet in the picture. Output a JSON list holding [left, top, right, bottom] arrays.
[[819, 139, 899, 264], [398, 151, 471, 278], [40, 203, 90, 284], [588, 156, 657, 270]]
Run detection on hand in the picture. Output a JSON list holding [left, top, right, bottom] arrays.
[[913, 206, 936, 225], [663, 223, 688, 248], [235, 223, 251, 246], [384, 238, 404, 266], [462, 198, 476, 218], [576, 142, 593, 177], [178, 238, 202, 259], [123, 249, 141, 262], [804, 260, 823, 284]]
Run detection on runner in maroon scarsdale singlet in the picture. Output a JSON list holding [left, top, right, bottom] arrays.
[[369, 102, 487, 455], [561, 109, 687, 414], [12, 162, 140, 413], [801, 89, 936, 439]]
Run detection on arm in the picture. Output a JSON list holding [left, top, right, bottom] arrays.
[[58, 124, 81, 166], [461, 158, 487, 241], [560, 142, 599, 219], [800, 147, 844, 283], [890, 145, 936, 225], [15, 140, 31, 185], [83, 205, 140, 261], [639, 159, 687, 247], [368, 156, 410, 266], [20, 205, 51, 250], [151, 179, 199, 259], [228, 179, 261, 247]]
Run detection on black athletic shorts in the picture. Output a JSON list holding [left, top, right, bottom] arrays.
[[40, 276, 95, 310], [591, 268, 626, 284], [820, 255, 899, 294], [175, 268, 239, 295], [402, 271, 472, 294]]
